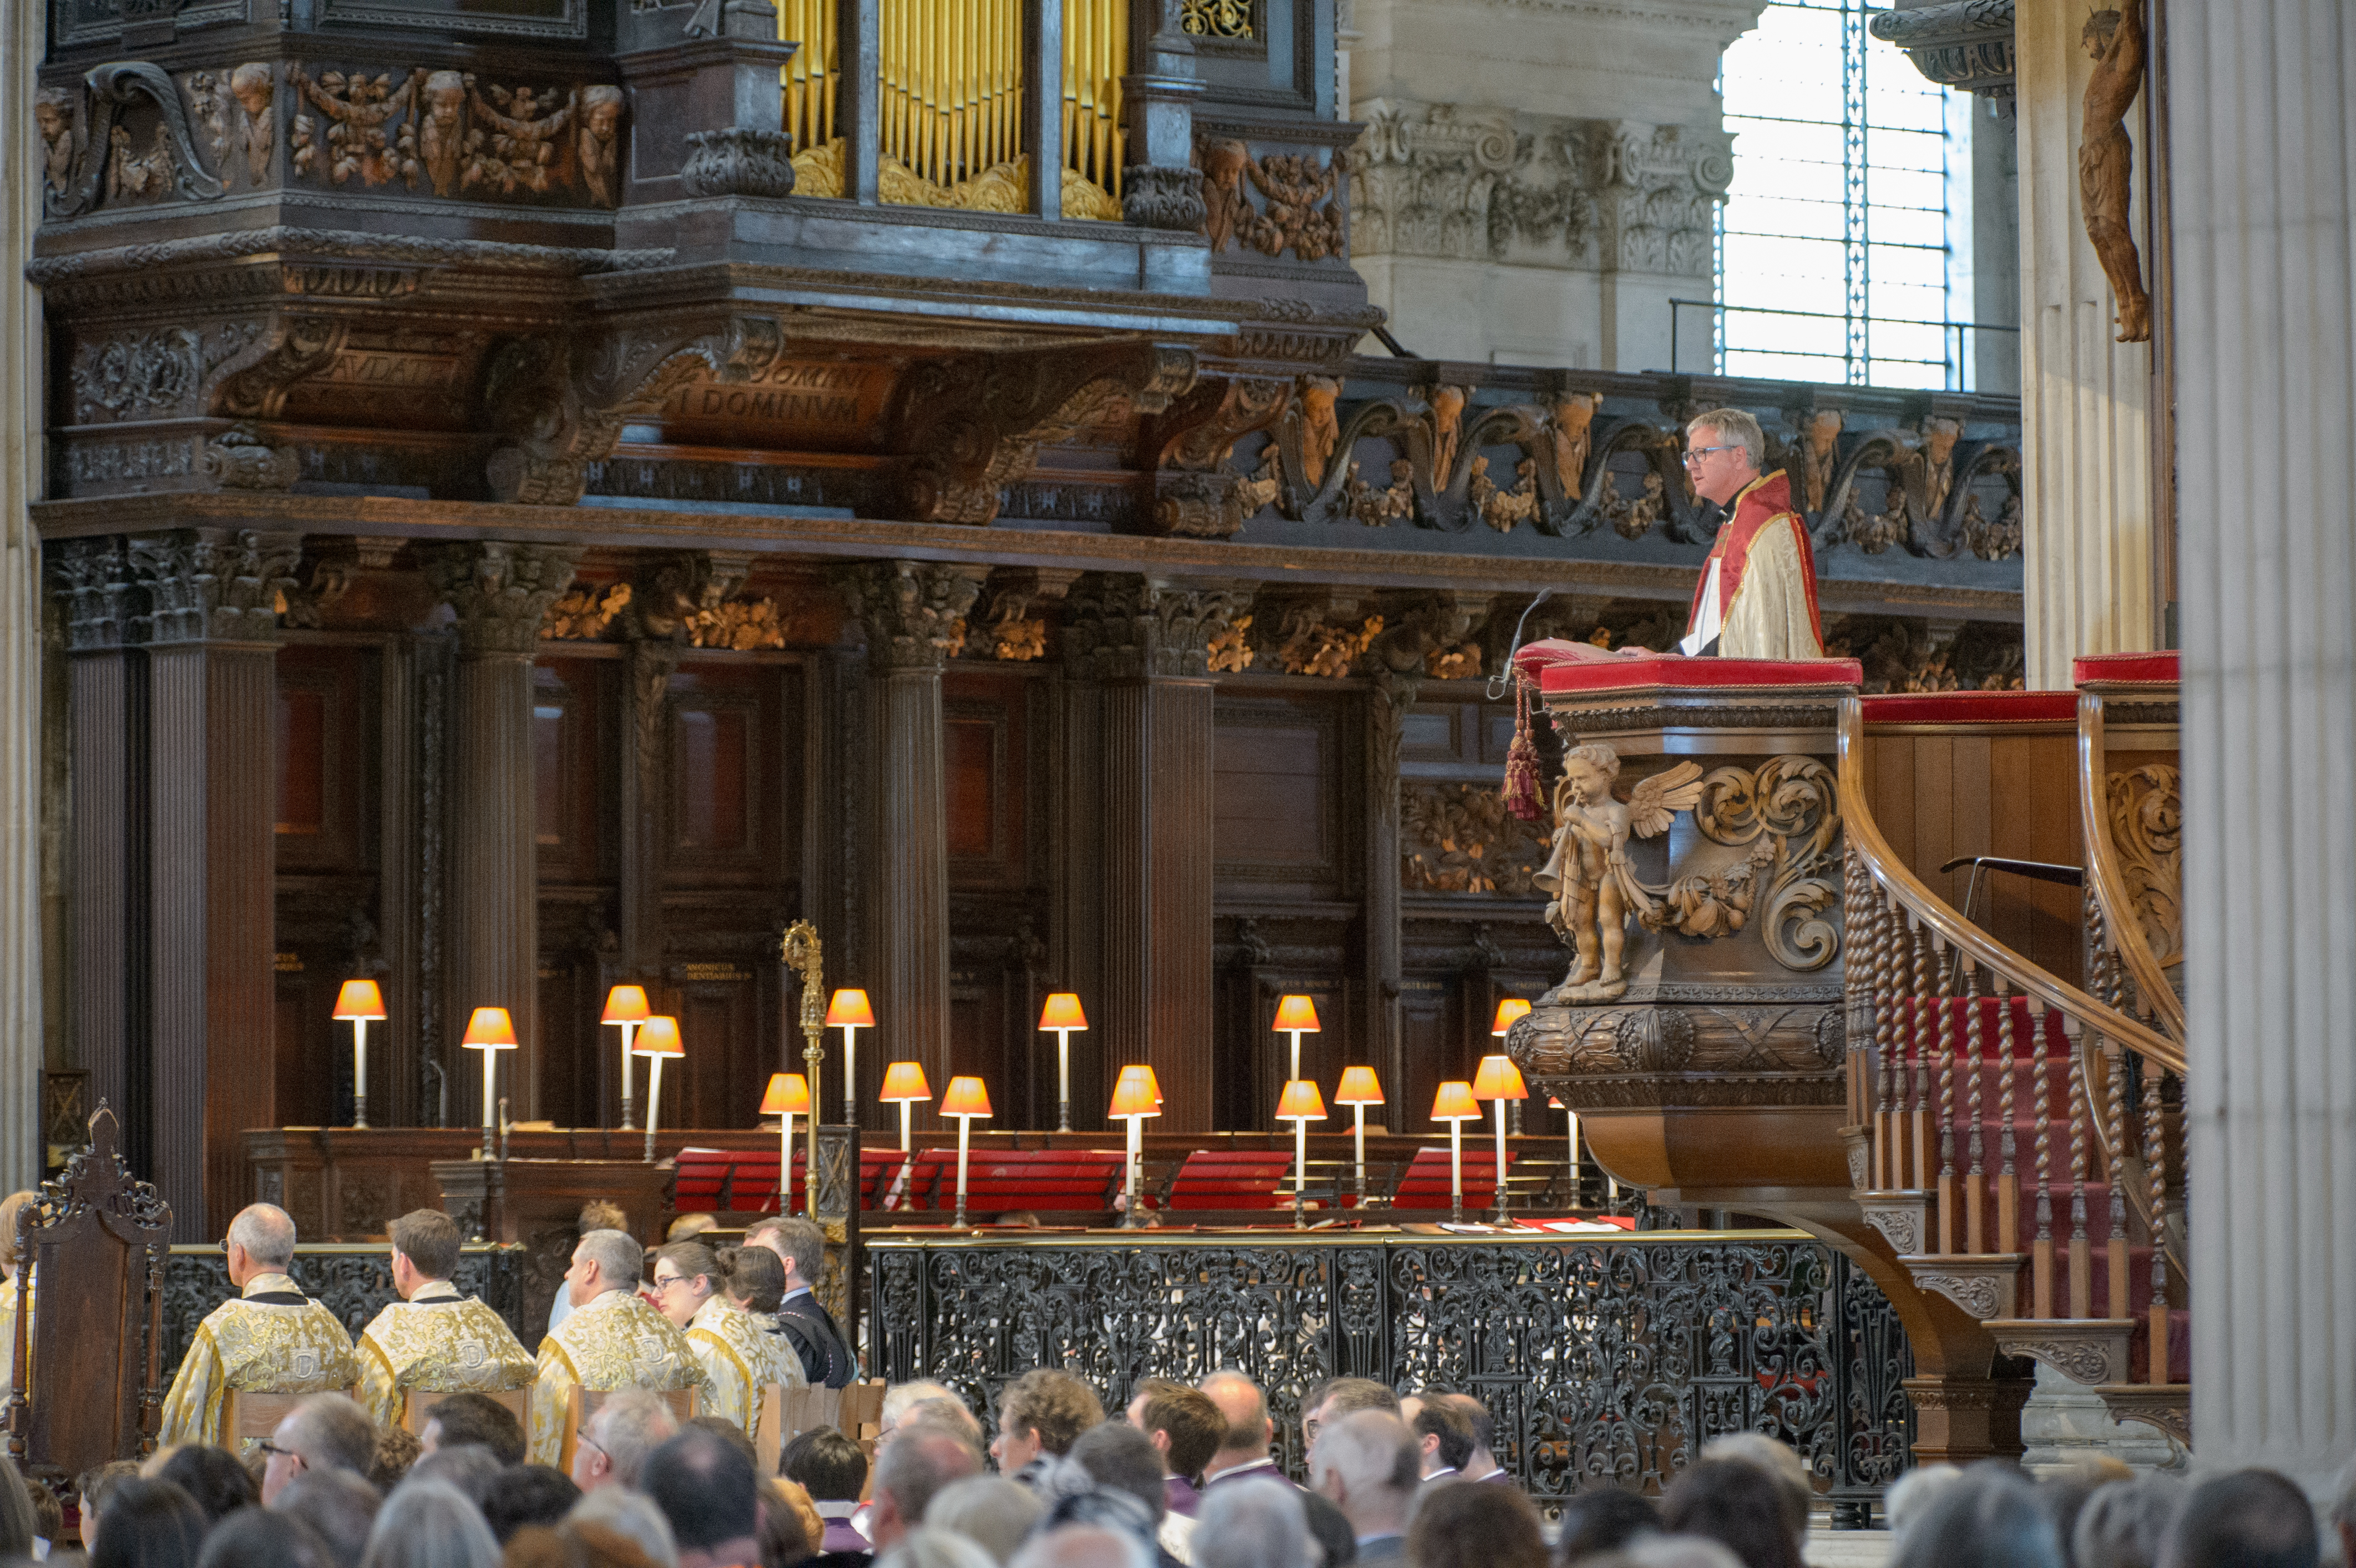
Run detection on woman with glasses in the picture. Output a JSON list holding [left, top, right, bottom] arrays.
[[654, 1242, 807, 1433]]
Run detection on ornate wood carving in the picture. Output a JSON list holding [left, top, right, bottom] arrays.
[[423, 543, 583, 656], [2078, 1, 2151, 342], [1401, 783, 1548, 894], [2105, 764, 2182, 969], [1199, 140, 1343, 261], [1061, 574, 1254, 681], [1140, 375, 1291, 539], [45, 63, 225, 220], [832, 560, 991, 674]]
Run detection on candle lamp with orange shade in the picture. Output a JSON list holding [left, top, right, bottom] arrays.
[[1037, 993, 1087, 1132], [1109, 1065, 1162, 1227], [1276, 1079, 1326, 1228], [1430, 1080, 1481, 1224], [880, 1061, 932, 1154], [1272, 994, 1319, 1093], [1489, 997, 1533, 1142], [1473, 1054, 1528, 1220], [602, 984, 652, 1130], [1334, 1066, 1384, 1205], [333, 979, 386, 1130], [633, 1016, 684, 1163], [760, 1072, 810, 1212], [459, 1006, 518, 1162], [939, 1076, 993, 1227], [825, 990, 874, 1121]]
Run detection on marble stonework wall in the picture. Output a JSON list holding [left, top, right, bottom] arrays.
[[1343, 0, 1762, 370], [1, 1, 42, 1192]]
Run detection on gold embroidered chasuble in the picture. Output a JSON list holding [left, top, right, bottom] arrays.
[[0, 1276, 19, 1405], [685, 1296, 807, 1430], [157, 1274, 361, 1449], [527, 1288, 704, 1465], [354, 1281, 538, 1427]]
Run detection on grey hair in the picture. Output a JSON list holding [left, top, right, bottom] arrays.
[[1889, 1466, 2061, 1568], [1686, 407, 1766, 473], [1308, 1410, 1418, 1499], [272, 1469, 383, 1564], [575, 1228, 645, 1293], [286, 1393, 379, 1478], [569, 1486, 680, 1568], [2075, 1475, 2185, 1568], [1192, 1478, 1311, 1568], [880, 1525, 1005, 1568], [1885, 1461, 1965, 1542], [884, 1381, 964, 1429], [357, 1479, 500, 1568], [1698, 1432, 1814, 1549], [1007, 1524, 1157, 1568], [589, 1389, 681, 1488], [230, 1203, 298, 1269], [923, 1476, 1044, 1566]]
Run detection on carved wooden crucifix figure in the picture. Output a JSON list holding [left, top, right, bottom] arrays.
[[2080, 0, 2152, 343]]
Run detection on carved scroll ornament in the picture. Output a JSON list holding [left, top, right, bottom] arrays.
[[45, 62, 227, 219], [2106, 763, 2182, 970]]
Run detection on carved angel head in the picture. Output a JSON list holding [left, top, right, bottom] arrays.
[[1561, 743, 1621, 803]]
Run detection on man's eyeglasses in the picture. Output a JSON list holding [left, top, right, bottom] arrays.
[[1682, 444, 1741, 467], [257, 1441, 305, 1467]]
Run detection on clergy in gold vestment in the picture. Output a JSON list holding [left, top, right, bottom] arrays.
[[653, 1240, 807, 1433], [528, 1227, 703, 1466], [354, 1209, 535, 1428], [1677, 408, 1824, 662], [158, 1203, 360, 1450], [0, 1190, 34, 1409]]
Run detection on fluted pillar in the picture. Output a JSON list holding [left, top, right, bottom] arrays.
[[2172, 0, 2356, 1491], [128, 528, 301, 1241], [0, 0, 39, 1194], [1064, 575, 1252, 1133], [832, 560, 989, 1130], [424, 544, 579, 1126], [2016, 0, 2161, 686]]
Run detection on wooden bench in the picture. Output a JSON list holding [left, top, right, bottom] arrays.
[[901, 1148, 1125, 1218], [753, 1378, 888, 1475], [1165, 1150, 1293, 1211], [220, 1384, 361, 1450], [400, 1385, 532, 1436], [1388, 1147, 1511, 1212], [673, 1147, 911, 1215], [560, 1384, 700, 1472]]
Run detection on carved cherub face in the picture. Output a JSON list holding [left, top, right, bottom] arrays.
[[584, 93, 623, 139], [34, 101, 63, 141], [230, 64, 272, 117], [426, 74, 464, 127], [1563, 756, 1614, 806]]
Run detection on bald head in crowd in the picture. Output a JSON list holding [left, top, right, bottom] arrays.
[[227, 1203, 297, 1284], [1197, 1372, 1274, 1479], [1310, 1410, 1419, 1545], [872, 1419, 987, 1551]]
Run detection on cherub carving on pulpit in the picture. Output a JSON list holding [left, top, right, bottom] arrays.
[[1534, 745, 1703, 1001]]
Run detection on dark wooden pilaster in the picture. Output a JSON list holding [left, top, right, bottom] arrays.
[[127, 528, 301, 1241], [1065, 575, 1252, 1133], [832, 561, 989, 1130], [423, 544, 579, 1125], [50, 538, 138, 1159]]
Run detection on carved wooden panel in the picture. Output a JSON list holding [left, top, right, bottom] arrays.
[[943, 670, 1034, 891], [666, 967, 770, 1134], [275, 644, 374, 874], [1212, 693, 1352, 897], [531, 657, 616, 885], [664, 659, 794, 886]]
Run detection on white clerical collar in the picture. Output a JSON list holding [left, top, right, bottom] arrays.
[[241, 1273, 300, 1299], [411, 1281, 463, 1303], [1204, 1456, 1277, 1484]]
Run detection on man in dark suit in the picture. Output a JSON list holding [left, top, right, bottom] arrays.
[[747, 1216, 857, 1388], [1308, 1410, 1418, 1565]]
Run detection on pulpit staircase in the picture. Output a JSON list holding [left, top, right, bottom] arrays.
[[1835, 655, 2188, 1447]]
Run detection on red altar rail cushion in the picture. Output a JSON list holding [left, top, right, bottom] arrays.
[[1511, 643, 1864, 696], [1858, 690, 2076, 725], [1389, 1147, 1510, 1210], [1166, 1150, 1293, 1211], [902, 1147, 1126, 1214], [672, 1147, 908, 1213], [2071, 650, 2180, 687]]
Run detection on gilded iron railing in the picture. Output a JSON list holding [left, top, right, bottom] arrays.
[[1839, 697, 2186, 1392], [870, 1230, 1912, 1515]]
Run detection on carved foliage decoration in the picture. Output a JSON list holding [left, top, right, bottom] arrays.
[[1668, 758, 1843, 971], [2106, 764, 2182, 969], [1063, 574, 1253, 681], [421, 542, 583, 656], [289, 63, 624, 208], [1401, 783, 1548, 894], [129, 528, 304, 645], [833, 560, 989, 674], [1198, 139, 1345, 261]]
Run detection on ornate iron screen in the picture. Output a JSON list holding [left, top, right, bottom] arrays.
[[871, 1231, 1910, 1510]]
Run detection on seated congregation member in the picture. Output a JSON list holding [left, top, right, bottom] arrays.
[[549, 1202, 631, 1338], [360, 1477, 503, 1568], [572, 1387, 681, 1493], [152, 1441, 259, 1521], [482, 1464, 586, 1545], [529, 1227, 705, 1466], [422, 1388, 528, 1464], [1397, 1393, 1474, 1486], [262, 1392, 379, 1505], [924, 1476, 1044, 1566], [1296, 1378, 1398, 1466], [992, 1368, 1104, 1488], [159, 1203, 359, 1449], [355, 1209, 536, 1427], [1071, 1420, 1191, 1567], [643, 1424, 766, 1568], [747, 1217, 858, 1389], [871, 1419, 986, 1552], [2158, 1468, 2318, 1568], [1190, 1479, 1306, 1568], [1660, 1458, 1806, 1568], [89, 1476, 210, 1568], [1437, 1395, 1508, 1487], [1196, 1372, 1287, 1493], [0, 1190, 35, 1408], [1402, 1480, 1546, 1568], [1126, 1377, 1224, 1520], [658, 1241, 808, 1432], [784, 1426, 874, 1560], [1307, 1412, 1417, 1566], [274, 1467, 385, 1563]]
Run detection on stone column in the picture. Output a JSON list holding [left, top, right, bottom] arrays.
[[423, 544, 579, 1127], [2172, 0, 2356, 1493], [832, 561, 988, 1130], [0, 0, 46, 1191], [2015, 0, 2160, 686], [128, 528, 301, 1242], [1064, 574, 1252, 1134]]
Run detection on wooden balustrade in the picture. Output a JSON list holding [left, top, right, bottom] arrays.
[[1837, 694, 2187, 1440]]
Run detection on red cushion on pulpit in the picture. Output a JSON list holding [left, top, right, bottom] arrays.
[[2071, 651, 2180, 687], [1511, 643, 1863, 695], [1858, 690, 2077, 725]]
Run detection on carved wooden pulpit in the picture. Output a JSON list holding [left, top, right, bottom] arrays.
[[6, 1105, 172, 1486]]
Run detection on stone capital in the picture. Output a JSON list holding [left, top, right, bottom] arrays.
[[1062, 573, 1256, 681], [422, 542, 584, 657], [49, 535, 135, 653], [831, 560, 990, 674], [126, 527, 303, 648]]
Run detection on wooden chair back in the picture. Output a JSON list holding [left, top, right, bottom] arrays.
[[560, 1383, 700, 1473], [220, 1389, 315, 1447], [839, 1378, 887, 1446], [3, 1106, 171, 1489], [400, 1385, 531, 1435], [753, 1382, 785, 1474], [773, 1383, 842, 1450]]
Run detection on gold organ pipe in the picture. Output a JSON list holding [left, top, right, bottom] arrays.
[[777, 0, 837, 150], [872, 0, 1025, 201]]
